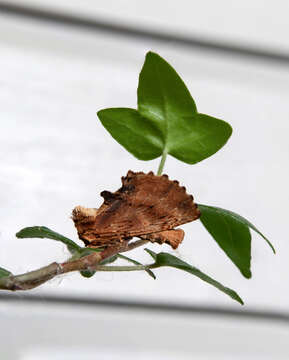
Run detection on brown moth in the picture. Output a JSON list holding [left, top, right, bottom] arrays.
[[72, 171, 200, 249]]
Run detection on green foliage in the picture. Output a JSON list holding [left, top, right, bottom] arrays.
[[3, 51, 274, 305], [97, 108, 163, 160], [0, 267, 12, 278], [198, 204, 275, 278], [199, 205, 251, 278], [79, 269, 95, 278], [16, 226, 81, 254], [145, 249, 243, 304], [15, 226, 155, 279], [98, 52, 232, 165], [16, 226, 96, 278]]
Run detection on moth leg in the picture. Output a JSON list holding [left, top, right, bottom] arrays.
[[140, 229, 184, 250]]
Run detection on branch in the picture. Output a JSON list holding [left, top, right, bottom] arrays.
[[0, 239, 149, 291]]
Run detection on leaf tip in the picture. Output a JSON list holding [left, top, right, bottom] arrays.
[[238, 296, 245, 305], [144, 248, 157, 260], [227, 287, 244, 305], [144, 51, 167, 66], [267, 240, 276, 254], [96, 109, 105, 122], [146, 50, 157, 58], [242, 269, 252, 279], [149, 271, 157, 280]]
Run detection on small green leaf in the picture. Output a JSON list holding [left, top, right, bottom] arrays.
[[98, 108, 163, 160], [16, 226, 81, 254], [80, 269, 96, 278], [198, 204, 275, 278], [145, 250, 243, 304], [0, 267, 12, 278], [97, 52, 232, 165], [118, 254, 156, 279], [144, 248, 157, 260]]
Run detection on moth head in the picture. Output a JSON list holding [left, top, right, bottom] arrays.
[[72, 206, 98, 223]]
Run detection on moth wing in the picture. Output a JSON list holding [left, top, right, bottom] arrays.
[[140, 229, 185, 249], [86, 171, 200, 240]]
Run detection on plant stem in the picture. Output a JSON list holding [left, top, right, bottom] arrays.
[[0, 262, 62, 291], [93, 264, 155, 272], [0, 239, 149, 291], [157, 150, 167, 175]]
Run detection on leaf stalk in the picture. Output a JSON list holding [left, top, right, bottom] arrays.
[[157, 150, 168, 175]]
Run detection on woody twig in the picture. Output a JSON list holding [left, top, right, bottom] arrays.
[[0, 239, 149, 291]]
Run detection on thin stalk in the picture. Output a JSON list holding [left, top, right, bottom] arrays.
[[157, 150, 167, 175], [93, 264, 156, 272], [0, 239, 149, 291]]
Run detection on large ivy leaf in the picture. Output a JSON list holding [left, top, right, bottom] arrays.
[[138, 51, 197, 129], [166, 113, 232, 164], [0, 267, 12, 278], [145, 249, 243, 305], [138, 52, 232, 164], [16, 226, 81, 254], [198, 204, 275, 279], [97, 52, 232, 165], [97, 108, 163, 160]]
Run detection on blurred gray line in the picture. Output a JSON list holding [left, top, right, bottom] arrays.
[[1, 293, 289, 324], [1, 1, 289, 66]]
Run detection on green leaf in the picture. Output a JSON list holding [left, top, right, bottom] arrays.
[[138, 52, 197, 130], [118, 254, 156, 279], [80, 269, 96, 278], [138, 52, 232, 164], [0, 267, 12, 278], [198, 204, 275, 278], [97, 51, 232, 165], [145, 249, 243, 305], [16, 226, 81, 254], [144, 248, 157, 260], [98, 108, 163, 160], [167, 113, 232, 164]]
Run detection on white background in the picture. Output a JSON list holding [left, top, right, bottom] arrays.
[[2, 301, 288, 359], [6, 0, 289, 52], [0, 2, 288, 311]]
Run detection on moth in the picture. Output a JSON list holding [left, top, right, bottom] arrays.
[[72, 171, 200, 249]]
